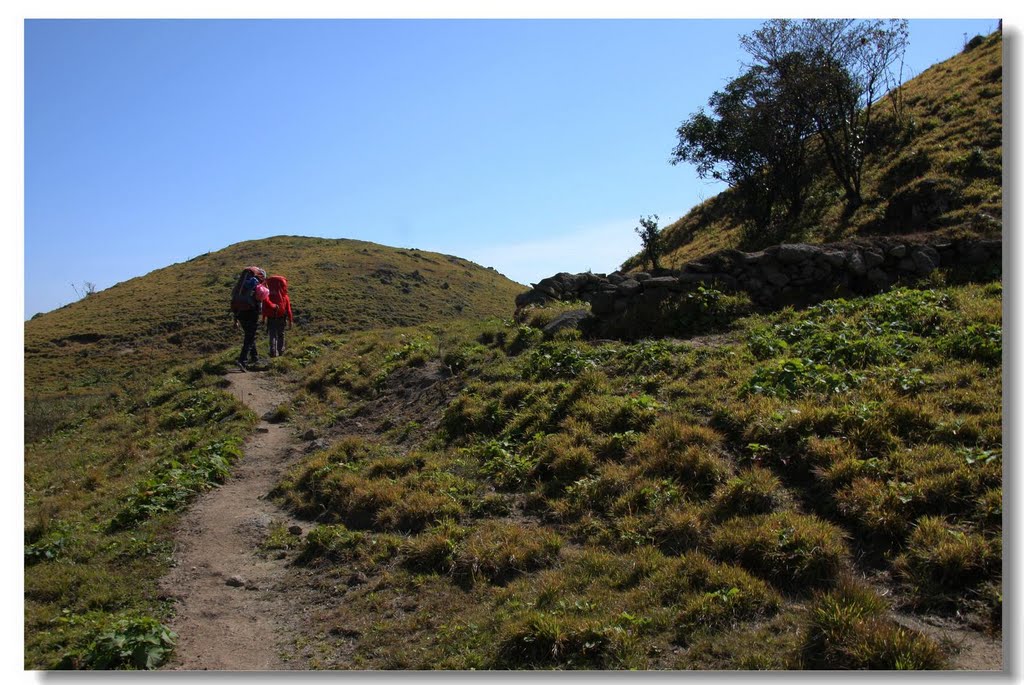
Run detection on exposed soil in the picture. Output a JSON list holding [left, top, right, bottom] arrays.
[[159, 369, 320, 671], [891, 611, 1003, 671]]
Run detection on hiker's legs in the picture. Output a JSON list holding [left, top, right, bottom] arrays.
[[238, 311, 259, 363], [267, 319, 279, 357], [276, 321, 286, 355]]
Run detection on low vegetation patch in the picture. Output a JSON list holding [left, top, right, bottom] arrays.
[[266, 275, 999, 669], [24, 358, 255, 669]]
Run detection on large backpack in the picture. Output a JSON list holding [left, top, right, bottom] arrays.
[[265, 275, 290, 318], [230, 266, 266, 312]]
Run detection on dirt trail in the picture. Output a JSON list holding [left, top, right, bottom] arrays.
[[159, 370, 313, 671]]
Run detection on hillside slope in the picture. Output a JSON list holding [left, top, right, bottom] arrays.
[[624, 31, 1002, 270], [24, 32, 1002, 673], [25, 236, 525, 394]]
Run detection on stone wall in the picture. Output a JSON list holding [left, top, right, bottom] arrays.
[[515, 237, 1002, 322]]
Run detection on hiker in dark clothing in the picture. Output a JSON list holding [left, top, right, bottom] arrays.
[[230, 266, 275, 371]]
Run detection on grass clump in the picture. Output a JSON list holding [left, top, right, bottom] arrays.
[[451, 521, 563, 587], [803, 578, 947, 669], [274, 438, 473, 533], [297, 524, 401, 566], [403, 519, 562, 588], [709, 512, 848, 592], [494, 613, 622, 669], [709, 467, 790, 521], [893, 516, 1000, 610]]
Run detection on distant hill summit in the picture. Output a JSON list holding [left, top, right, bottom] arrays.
[[624, 31, 1002, 270], [25, 235, 526, 393]]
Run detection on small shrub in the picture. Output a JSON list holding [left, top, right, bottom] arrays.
[[742, 358, 863, 398], [474, 439, 539, 491], [25, 523, 75, 565], [523, 342, 609, 380], [937, 323, 1002, 365], [109, 438, 243, 530]]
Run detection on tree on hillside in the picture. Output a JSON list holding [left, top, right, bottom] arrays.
[[740, 19, 909, 208], [635, 214, 662, 271], [671, 64, 816, 237]]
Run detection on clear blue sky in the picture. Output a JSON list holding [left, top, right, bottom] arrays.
[[24, 17, 1000, 317]]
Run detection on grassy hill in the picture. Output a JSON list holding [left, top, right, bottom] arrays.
[[25, 235, 525, 401], [24, 31, 1002, 671], [24, 236, 524, 668], [623, 31, 1002, 270]]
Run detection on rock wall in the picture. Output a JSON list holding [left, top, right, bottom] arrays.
[[515, 237, 1002, 321]]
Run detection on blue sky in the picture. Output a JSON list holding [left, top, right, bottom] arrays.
[[23, 17, 1001, 317]]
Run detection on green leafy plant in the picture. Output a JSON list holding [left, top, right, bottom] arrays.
[[61, 615, 177, 670]]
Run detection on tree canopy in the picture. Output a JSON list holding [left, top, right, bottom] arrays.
[[672, 19, 909, 239]]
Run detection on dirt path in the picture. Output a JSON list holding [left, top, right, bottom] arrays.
[[159, 370, 313, 671]]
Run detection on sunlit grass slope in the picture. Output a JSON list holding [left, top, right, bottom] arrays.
[[259, 275, 1000, 669], [25, 358, 256, 669], [25, 235, 526, 395], [624, 31, 1002, 270]]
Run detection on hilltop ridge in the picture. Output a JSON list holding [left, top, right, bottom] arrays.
[[25, 235, 525, 393]]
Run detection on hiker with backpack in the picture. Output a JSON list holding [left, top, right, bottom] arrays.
[[230, 266, 276, 371], [262, 274, 293, 358]]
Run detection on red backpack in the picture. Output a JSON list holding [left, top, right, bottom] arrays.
[[264, 275, 291, 320]]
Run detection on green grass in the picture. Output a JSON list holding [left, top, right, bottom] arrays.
[[27, 275, 997, 668], [252, 274, 1000, 669], [24, 357, 256, 669], [24, 32, 1003, 671]]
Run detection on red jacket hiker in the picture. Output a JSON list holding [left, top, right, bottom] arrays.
[[262, 275, 293, 323], [263, 274, 292, 359]]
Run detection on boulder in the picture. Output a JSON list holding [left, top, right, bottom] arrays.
[[822, 250, 848, 267], [616, 279, 642, 296], [589, 292, 618, 316], [867, 268, 892, 290], [864, 250, 885, 269], [543, 310, 592, 337], [847, 251, 867, 276], [642, 276, 679, 289], [911, 246, 940, 274], [778, 243, 822, 264]]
